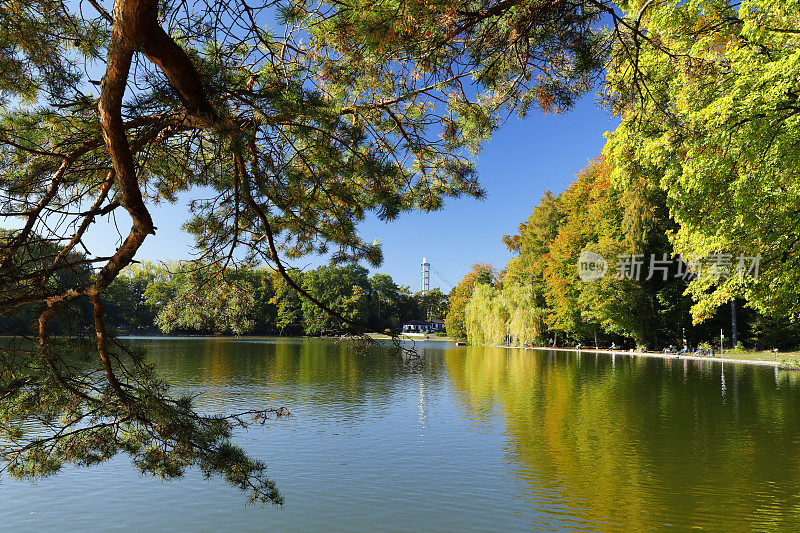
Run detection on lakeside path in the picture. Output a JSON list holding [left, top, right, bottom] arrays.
[[365, 333, 797, 369], [482, 345, 794, 369]]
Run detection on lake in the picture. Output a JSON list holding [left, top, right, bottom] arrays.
[[3, 337, 800, 531]]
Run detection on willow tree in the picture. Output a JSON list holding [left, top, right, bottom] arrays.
[[465, 283, 504, 345], [445, 263, 498, 339], [465, 282, 545, 346], [1, 0, 615, 503]]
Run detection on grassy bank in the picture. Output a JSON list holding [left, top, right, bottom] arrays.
[[525, 345, 800, 369], [716, 349, 800, 367]]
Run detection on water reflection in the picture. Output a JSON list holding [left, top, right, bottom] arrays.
[[5, 338, 800, 531], [135, 337, 431, 422], [445, 347, 800, 530]]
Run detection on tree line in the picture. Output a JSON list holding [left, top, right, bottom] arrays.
[[438, 1, 800, 353], [448, 151, 797, 351], [99, 262, 448, 337], [0, 246, 450, 337]]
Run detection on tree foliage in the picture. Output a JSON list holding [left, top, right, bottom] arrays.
[[444, 263, 497, 339], [469, 156, 743, 349], [150, 265, 258, 335], [414, 288, 449, 321], [604, 0, 800, 321], [465, 282, 545, 346], [300, 265, 371, 335], [100, 262, 434, 336], [367, 274, 417, 333]]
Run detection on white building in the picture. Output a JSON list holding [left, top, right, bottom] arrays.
[[402, 319, 445, 333]]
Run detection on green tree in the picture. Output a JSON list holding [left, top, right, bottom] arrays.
[[414, 288, 449, 321], [465, 283, 503, 345], [104, 263, 159, 330], [152, 265, 258, 335], [465, 283, 546, 346], [604, 0, 800, 322], [301, 265, 371, 335], [368, 273, 416, 333], [272, 271, 305, 336], [445, 263, 497, 339], [503, 189, 561, 293], [240, 268, 278, 335]]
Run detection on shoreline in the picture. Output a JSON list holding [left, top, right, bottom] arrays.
[[481, 344, 793, 369], [10, 334, 793, 369]]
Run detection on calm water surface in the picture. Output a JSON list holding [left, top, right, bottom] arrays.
[[3, 338, 800, 531]]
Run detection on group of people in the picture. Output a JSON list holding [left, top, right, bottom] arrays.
[[663, 344, 711, 357], [561, 341, 780, 357]]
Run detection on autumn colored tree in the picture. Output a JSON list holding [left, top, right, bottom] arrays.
[[542, 158, 617, 338], [445, 263, 497, 339], [483, 157, 699, 349]]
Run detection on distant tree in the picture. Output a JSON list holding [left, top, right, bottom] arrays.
[[104, 263, 159, 330], [0, 230, 94, 335], [301, 265, 371, 335], [414, 288, 449, 321], [445, 264, 497, 339], [503, 189, 561, 293], [272, 272, 305, 336], [242, 268, 278, 335], [368, 274, 416, 333], [465, 283, 546, 346], [153, 265, 258, 335]]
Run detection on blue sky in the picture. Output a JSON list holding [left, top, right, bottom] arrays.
[[1, 95, 614, 293], [111, 95, 615, 292], [0, 6, 618, 293], [0, 5, 617, 294]]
